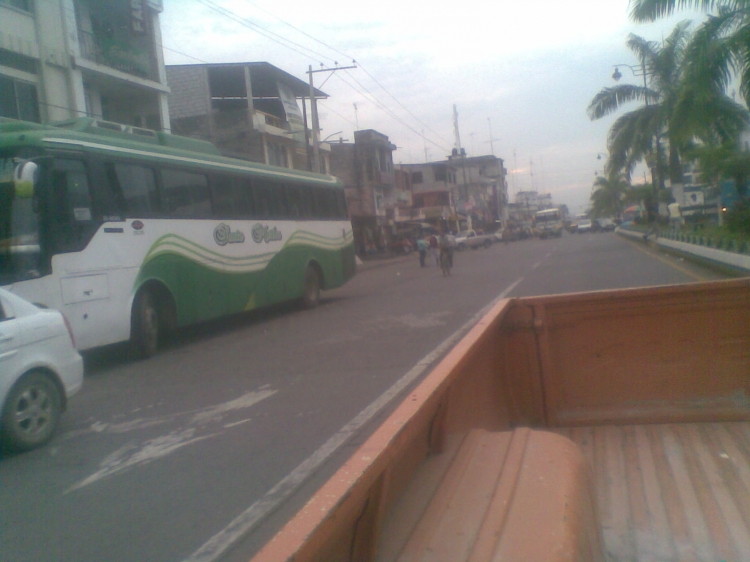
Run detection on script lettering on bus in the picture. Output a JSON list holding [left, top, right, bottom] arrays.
[[213, 223, 246, 246], [251, 223, 283, 244]]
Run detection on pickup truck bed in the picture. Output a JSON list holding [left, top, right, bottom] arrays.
[[557, 421, 750, 561], [251, 279, 750, 562]]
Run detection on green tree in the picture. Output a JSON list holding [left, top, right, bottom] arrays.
[[588, 22, 747, 200], [588, 24, 694, 189], [590, 173, 630, 219], [630, 1, 750, 106]]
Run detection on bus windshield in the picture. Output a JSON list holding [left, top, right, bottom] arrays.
[[0, 156, 41, 284]]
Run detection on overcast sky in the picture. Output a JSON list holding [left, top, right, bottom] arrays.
[[160, 0, 704, 214]]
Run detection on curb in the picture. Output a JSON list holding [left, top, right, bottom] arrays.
[[616, 227, 750, 274]]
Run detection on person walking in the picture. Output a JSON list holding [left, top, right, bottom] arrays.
[[417, 237, 428, 267], [428, 234, 439, 267], [438, 225, 455, 273]]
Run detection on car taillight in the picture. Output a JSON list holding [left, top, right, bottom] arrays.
[[61, 313, 76, 349]]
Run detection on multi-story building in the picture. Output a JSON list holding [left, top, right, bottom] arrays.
[[166, 62, 328, 171], [401, 152, 507, 231], [329, 129, 397, 253], [1, 0, 170, 129]]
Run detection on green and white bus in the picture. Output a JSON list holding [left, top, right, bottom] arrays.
[[0, 117, 356, 356]]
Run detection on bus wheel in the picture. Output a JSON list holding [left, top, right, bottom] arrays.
[[133, 290, 160, 358], [301, 265, 321, 309]]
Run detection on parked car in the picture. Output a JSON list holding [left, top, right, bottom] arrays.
[[455, 229, 494, 250], [595, 218, 616, 232], [0, 288, 83, 452], [577, 219, 593, 233]]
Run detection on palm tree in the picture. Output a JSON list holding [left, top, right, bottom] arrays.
[[630, 1, 750, 105], [588, 23, 747, 189], [588, 24, 692, 191], [590, 173, 630, 219]]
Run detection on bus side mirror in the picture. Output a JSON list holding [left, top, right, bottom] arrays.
[[14, 161, 38, 199]]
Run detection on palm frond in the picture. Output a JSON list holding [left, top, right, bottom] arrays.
[[588, 85, 651, 120], [629, 0, 728, 22]]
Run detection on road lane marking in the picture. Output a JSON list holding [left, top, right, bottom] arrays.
[[182, 277, 525, 562], [66, 390, 277, 493], [532, 261, 541, 269], [621, 237, 711, 282]]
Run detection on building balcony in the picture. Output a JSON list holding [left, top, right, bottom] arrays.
[[395, 205, 451, 222], [77, 29, 157, 81]]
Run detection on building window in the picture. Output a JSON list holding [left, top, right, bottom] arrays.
[[0, 49, 37, 74], [0, 0, 32, 12], [411, 171, 423, 184], [267, 141, 288, 168], [0, 75, 40, 122]]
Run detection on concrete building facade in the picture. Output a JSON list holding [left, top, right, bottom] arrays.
[[401, 152, 508, 231], [166, 62, 328, 172], [329, 129, 399, 253], [0, 0, 170, 129]]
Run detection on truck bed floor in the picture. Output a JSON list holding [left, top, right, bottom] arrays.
[[555, 422, 750, 562]]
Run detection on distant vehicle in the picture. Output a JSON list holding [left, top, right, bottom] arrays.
[[0, 288, 83, 452], [577, 219, 593, 233], [455, 229, 493, 250], [595, 218, 616, 232], [534, 208, 564, 238]]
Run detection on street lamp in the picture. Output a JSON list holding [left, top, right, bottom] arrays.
[[612, 63, 649, 103], [612, 61, 662, 220], [321, 131, 343, 144]]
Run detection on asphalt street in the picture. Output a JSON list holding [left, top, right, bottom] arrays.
[[0, 232, 730, 562]]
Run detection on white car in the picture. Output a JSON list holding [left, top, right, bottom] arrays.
[[0, 288, 83, 452], [577, 219, 593, 233]]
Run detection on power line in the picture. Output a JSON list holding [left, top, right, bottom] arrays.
[[335, 71, 450, 153], [195, 0, 332, 64], [227, 0, 450, 151]]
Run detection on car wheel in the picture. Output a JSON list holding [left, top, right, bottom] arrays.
[[483, 239, 492, 248], [0, 371, 62, 452], [133, 289, 160, 358], [301, 265, 321, 309], [457, 243, 466, 251]]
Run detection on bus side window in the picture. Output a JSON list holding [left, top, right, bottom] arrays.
[[313, 188, 336, 219], [161, 169, 211, 217], [211, 175, 254, 219], [212, 174, 239, 218], [50, 159, 98, 253], [237, 179, 255, 217], [335, 190, 348, 219], [106, 162, 157, 217], [284, 185, 302, 219], [254, 180, 287, 219]]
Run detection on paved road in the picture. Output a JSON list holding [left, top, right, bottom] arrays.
[[0, 232, 729, 562]]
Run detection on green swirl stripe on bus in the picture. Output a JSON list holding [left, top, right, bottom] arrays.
[[141, 229, 353, 275], [143, 237, 274, 273]]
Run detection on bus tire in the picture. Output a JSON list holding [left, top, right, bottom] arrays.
[[301, 265, 321, 309], [133, 290, 160, 358], [0, 370, 63, 452]]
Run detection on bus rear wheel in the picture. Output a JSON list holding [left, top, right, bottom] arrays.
[[301, 265, 321, 309], [133, 290, 160, 358]]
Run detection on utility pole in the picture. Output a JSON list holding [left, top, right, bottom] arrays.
[[453, 104, 462, 154], [307, 64, 356, 173]]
